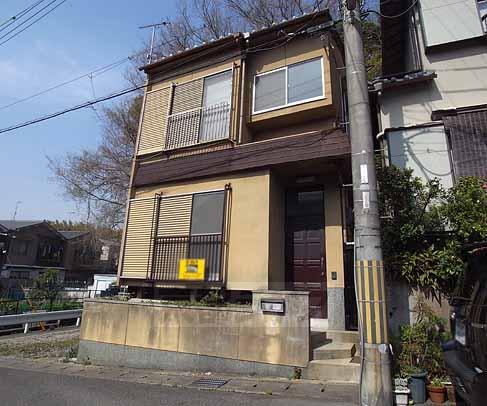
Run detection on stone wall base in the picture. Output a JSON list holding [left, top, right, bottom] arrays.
[[78, 340, 297, 378]]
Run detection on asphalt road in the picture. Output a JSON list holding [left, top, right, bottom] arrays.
[[0, 367, 356, 406]]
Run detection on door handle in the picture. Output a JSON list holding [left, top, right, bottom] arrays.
[[320, 256, 325, 276]]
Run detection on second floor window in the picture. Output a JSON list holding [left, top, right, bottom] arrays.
[[166, 70, 233, 150], [253, 57, 324, 114]]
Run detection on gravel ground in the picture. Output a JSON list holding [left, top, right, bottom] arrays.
[[0, 327, 79, 359]]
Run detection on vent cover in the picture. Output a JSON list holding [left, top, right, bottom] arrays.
[[190, 378, 228, 389]]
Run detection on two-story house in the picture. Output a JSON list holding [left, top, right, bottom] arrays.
[[373, 0, 487, 189], [118, 10, 357, 332], [0, 221, 120, 296], [0, 220, 66, 294]]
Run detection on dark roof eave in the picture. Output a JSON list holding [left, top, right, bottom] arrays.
[[140, 9, 333, 74], [140, 34, 243, 73]]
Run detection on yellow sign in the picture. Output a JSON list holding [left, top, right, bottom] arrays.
[[178, 259, 205, 281]]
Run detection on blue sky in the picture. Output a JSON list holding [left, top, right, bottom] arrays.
[[0, 0, 177, 222]]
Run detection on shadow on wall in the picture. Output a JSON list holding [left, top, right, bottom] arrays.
[[380, 80, 443, 128], [386, 277, 411, 336], [386, 124, 453, 188]]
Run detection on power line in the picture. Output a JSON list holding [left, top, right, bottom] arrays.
[[0, 56, 132, 111], [0, 22, 328, 134], [0, 0, 68, 47], [0, 0, 47, 31], [0, 42, 174, 111], [0, 84, 145, 135], [0, 0, 58, 39]]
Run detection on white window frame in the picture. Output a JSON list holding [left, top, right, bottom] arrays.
[[252, 57, 325, 115]]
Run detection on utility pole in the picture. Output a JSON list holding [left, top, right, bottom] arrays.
[[342, 1, 393, 405]]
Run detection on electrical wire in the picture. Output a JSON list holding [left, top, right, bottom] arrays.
[[0, 57, 132, 111], [0, 17, 334, 135], [0, 0, 69, 47], [0, 41, 174, 111], [0, 0, 58, 40], [0, 84, 145, 135], [0, 0, 47, 31]]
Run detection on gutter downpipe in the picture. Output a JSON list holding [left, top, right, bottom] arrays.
[[238, 39, 248, 145]]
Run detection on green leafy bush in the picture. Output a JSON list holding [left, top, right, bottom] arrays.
[[393, 300, 450, 378], [378, 166, 487, 298]]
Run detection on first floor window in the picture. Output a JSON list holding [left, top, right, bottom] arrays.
[[190, 191, 225, 235]]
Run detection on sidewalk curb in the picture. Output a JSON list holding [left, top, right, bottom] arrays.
[[0, 356, 359, 402]]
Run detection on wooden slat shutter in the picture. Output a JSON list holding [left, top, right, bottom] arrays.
[[171, 79, 203, 114], [166, 79, 204, 149], [157, 195, 193, 236], [120, 197, 156, 278], [137, 87, 171, 155]]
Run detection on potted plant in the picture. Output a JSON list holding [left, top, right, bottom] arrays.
[[393, 300, 450, 404], [427, 377, 446, 403]]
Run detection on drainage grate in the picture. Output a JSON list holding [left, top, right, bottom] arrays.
[[191, 378, 228, 389]]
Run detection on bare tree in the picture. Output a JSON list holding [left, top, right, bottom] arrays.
[[48, 96, 141, 228]]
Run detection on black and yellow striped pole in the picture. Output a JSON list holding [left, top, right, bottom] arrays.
[[343, 0, 393, 404], [356, 260, 388, 345]]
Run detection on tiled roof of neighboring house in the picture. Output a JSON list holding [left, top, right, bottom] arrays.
[[59, 231, 90, 240], [140, 9, 333, 73], [0, 220, 44, 231], [370, 70, 437, 91], [0, 220, 66, 240]]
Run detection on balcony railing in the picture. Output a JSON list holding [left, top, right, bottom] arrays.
[[165, 102, 231, 150], [151, 234, 223, 283]]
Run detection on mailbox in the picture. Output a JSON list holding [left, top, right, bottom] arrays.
[[260, 298, 285, 314]]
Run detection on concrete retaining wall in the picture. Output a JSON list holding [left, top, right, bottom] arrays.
[[78, 290, 310, 371]]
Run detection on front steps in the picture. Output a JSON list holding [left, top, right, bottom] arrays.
[[313, 341, 356, 360], [304, 329, 361, 383], [305, 358, 361, 382]]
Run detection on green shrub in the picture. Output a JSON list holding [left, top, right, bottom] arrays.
[[393, 300, 450, 378]]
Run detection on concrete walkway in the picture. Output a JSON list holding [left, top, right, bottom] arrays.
[[0, 356, 359, 404]]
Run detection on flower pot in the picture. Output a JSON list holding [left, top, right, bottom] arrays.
[[409, 371, 428, 403], [427, 385, 446, 404]]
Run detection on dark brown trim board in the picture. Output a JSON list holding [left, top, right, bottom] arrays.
[[133, 129, 351, 187]]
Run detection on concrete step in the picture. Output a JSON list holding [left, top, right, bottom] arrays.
[[310, 331, 330, 349], [325, 330, 360, 345], [304, 358, 361, 383], [313, 342, 356, 360]]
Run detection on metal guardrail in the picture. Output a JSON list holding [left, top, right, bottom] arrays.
[[0, 309, 82, 334], [151, 234, 223, 283], [165, 102, 231, 150]]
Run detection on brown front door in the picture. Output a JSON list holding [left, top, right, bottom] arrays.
[[285, 188, 327, 318]]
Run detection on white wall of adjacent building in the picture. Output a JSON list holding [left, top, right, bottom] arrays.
[[378, 0, 487, 188]]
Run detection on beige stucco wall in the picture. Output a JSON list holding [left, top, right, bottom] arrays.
[[324, 179, 345, 289], [268, 174, 285, 290], [134, 170, 271, 291], [80, 291, 310, 367]]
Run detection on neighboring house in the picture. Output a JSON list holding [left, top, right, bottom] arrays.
[[373, 0, 487, 189], [370, 0, 487, 331], [61, 231, 120, 283], [0, 221, 120, 295], [118, 10, 357, 331], [0, 220, 66, 292]]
